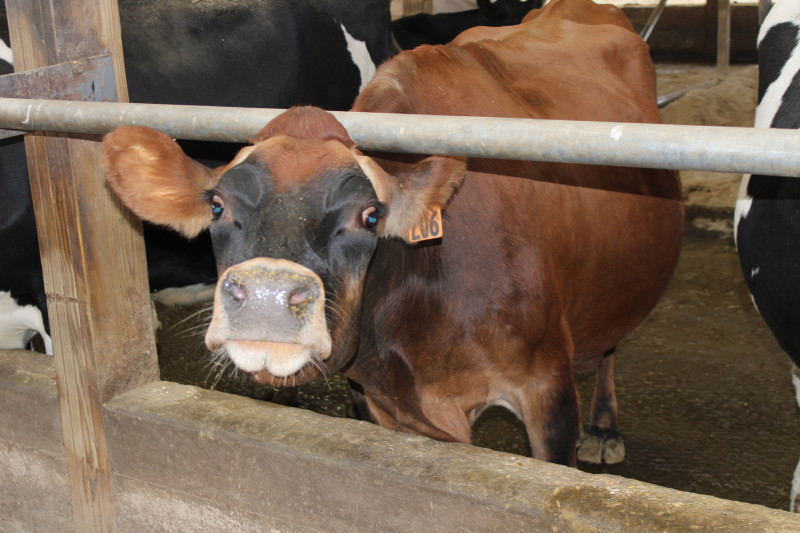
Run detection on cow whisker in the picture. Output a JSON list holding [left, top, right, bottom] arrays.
[[203, 347, 236, 390], [325, 298, 359, 340], [168, 304, 214, 332], [307, 355, 332, 390], [174, 322, 213, 338]]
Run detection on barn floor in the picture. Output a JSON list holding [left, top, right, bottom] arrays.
[[153, 63, 800, 513]]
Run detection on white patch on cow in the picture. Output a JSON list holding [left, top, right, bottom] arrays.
[[0, 291, 52, 355], [0, 38, 13, 67], [609, 125, 624, 141], [793, 364, 800, 409], [151, 283, 215, 306], [758, 0, 800, 49], [749, 292, 760, 315], [750, 266, 760, 279], [757, 56, 800, 130], [339, 23, 376, 93], [792, 364, 800, 511], [736, 3, 800, 246], [792, 458, 800, 512], [734, 173, 752, 246], [757, 3, 800, 130]]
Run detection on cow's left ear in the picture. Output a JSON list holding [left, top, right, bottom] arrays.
[[357, 155, 466, 242]]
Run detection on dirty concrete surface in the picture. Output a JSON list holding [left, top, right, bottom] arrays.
[[154, 64, 800, 513]]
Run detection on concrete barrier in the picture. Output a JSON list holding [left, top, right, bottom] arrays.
[[0, 350, 72, 531], [4, 350, 800, 531]]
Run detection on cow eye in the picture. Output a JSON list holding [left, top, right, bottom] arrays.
[[211, 195, 224, 221], [361, 206, 379, 229]]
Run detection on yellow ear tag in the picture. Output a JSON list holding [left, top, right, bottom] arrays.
[[408, 207, 443, 243]]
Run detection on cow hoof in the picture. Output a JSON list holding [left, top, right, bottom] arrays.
[[577, 433, 603, 464], [602, 435, 625, 464], [577, 427, 625, 465]]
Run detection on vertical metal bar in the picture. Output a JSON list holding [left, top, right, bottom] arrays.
[[640, 0, 669, 42]]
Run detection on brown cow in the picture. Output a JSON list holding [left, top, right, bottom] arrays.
[[103, 0, 683, 466]]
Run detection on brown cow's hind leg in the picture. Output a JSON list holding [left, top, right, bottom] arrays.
[[577, 348, 625, 464]]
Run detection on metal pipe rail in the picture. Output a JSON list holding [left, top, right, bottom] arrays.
[[1, 96, 799, 177], [639, 0, 668, 42]]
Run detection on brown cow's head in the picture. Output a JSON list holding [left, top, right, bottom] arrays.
[[103, 106, 465, 385]]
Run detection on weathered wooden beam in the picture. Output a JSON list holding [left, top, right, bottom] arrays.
[[717, 0, 731, 74], [5, 0, 158, 530], [402, 0, 433, 16]]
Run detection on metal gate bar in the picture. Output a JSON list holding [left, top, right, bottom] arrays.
[[1, 96, 798, 177]]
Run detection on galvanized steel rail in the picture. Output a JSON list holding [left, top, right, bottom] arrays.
[[1, 96, 799, 177]]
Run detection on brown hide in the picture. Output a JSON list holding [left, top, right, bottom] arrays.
[[345, 0, 683, 464]]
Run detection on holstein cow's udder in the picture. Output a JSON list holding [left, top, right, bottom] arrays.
[[206, 258, 332, 379]]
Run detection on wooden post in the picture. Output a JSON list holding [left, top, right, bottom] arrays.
[[403, 0, 433, 16], [717, 0, 731, 74], [5, 0, 158, 530]]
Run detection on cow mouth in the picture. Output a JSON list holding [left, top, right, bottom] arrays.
[[218, 339, 330, 381]]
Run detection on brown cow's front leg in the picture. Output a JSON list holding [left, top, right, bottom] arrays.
[[519, 320, 580, 466], [577, 348, 625, 465]]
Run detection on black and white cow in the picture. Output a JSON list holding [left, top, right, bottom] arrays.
[[392, 0, 541, 50], [0, 0, 392, 353], [0, 9, 12, 75], [734, 0, 800, 513]]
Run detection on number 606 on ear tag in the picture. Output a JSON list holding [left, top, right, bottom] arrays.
[[409, 207, 443, 243]]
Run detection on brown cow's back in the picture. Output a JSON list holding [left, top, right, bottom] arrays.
[[359, 0, 658, 125]]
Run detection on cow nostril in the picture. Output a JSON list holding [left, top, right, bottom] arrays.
[[223, 278, 247, 302], [289, 287, 313, 307]]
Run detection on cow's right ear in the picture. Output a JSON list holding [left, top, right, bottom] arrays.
[[102, 126, 220, 238]]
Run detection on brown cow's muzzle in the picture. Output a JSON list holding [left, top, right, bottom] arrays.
[[205, 258, 332, 377]]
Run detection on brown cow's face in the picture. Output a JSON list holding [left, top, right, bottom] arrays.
[[103, 107, 465, 386]]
